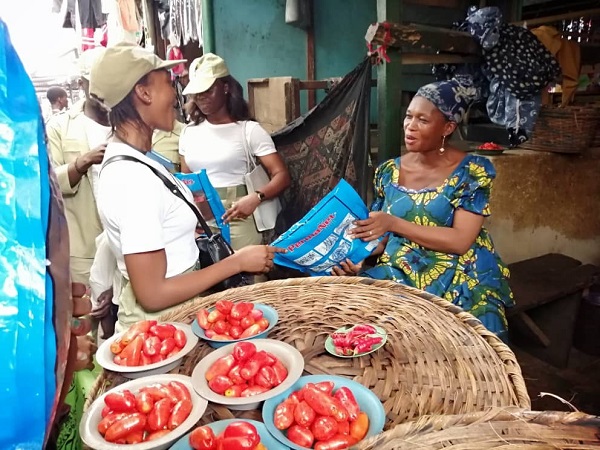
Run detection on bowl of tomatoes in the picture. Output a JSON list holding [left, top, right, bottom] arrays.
[[191, 339, 304, 411], [171, 419, 289, 450], [96, 321, 198, 379], [262, 375, 385, 450], [474, 141, 506, 155], [80, 374, 208, 450], [191, 300, 278, 348]]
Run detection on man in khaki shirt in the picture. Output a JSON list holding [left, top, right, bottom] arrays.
[[46, 48, 109, 284], [152, 118, 184, 171]]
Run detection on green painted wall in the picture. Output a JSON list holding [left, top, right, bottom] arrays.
[[213, 0, 376, 115]]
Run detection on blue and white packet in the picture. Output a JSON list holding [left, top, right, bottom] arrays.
[[147, 149, 177, 173], [272, 179, 381, 275], [174, 170, 231, 243]]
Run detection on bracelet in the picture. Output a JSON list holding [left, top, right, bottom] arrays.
[[74, 158, 87, 175]]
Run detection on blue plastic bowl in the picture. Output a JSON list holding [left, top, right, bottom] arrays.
[[170, 418, 290, 450], [262, 374, 386, 450], [191, 303, 278, 348]]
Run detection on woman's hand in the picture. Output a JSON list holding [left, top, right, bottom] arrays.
[[73, 335, 97, 371], [233, 245, 286, 273], [222, 194, 261, 223], [331, 259, 363, 276], [349, 211, 396, 241]]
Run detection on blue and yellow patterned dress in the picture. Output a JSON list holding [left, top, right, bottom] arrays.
[[362, 154, 514, 334]]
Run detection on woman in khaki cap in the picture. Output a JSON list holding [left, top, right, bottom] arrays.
[[179, 53, 291, 251], [89, 43, 283, 331]]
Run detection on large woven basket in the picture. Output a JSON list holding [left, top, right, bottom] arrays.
[[86, 277, 530, 431], [355, 407, 600, 449], [520, 105, 600, 153]]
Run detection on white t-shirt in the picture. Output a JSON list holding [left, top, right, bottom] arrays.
[[97, 142, 198, 280], [83, 115, 111, 200], [179, 120, 277, 187]]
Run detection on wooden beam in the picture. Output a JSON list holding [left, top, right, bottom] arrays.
[[376, 0, 404, 162], [401, 53, 480, 65], [306, 0, 316, 110], [514, 8, 600, 27], [365, 22, 479, 55]]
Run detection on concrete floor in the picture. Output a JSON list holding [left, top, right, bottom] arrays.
[[512, 345, 600, 415]]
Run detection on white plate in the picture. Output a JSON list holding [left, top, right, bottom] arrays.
[[96, 322, 198, 379], [191, 339, 304, 411], [80, 374, 208, 450]]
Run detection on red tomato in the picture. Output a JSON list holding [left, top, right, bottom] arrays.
[[205, 329, 216, 338], [208, 375, 233, 395], [314, 381, 335, 395], [232, 342, 257, 362], [119, 335, 143, 366], [314, 434, 356, 450], [97, 412, 127, 435], [142, 335, 161, 356], [274, 399, 296, 430], [168, 399, 193, 429], [311, 415, 338, 441], [110, 340, 124, 355], [240, 351, 271, 380], [229, 326, 243, 339], [104, 390, 136, 413], [229, 302, 253, 320], [160, 337, 177, 356], [174, 329, 187, 347], [196, 310, 210, 330], [240, 324, 262, 339], [149, 323, 176, 340], [254, 370, 273, 389], [121, 320, 155, 346], [350, 411, 369, 441], [213, 320, 229, 335], [287, 425, 315, 448], [337, 419, 350, 435], [215, 300, 234, 314], [104, 413, 147, 443], [217, 437, 256, 450], [124, 430, 144, 444], [271, 360, 288, 385], [206, 354, 235, 381], [303, 386, 348, 422], [240, 386, 269, 397], [223, 421, 260, 447], [256, 318, 270, 331], [101, 405, 112, 418], [240, 316, 255, 330], [139, 386, 167, 401], [250, 309, 263, 320], [146, 429, 171, 441], [228, 318, 241, 327], [189, 425, 217, 450], [228, 364, 245, 385], [140, 352, 153, 366], [224, 384, 246, 397], [259, 366, 277, 387], [147, 398, 173, 431], [135, 390, 154, 414], [169, 381, 191, 403], [207, 309, 225, 323], [151, 353, 166, 364], [294, 400, 316, 427], [334, 387, 360, 421]]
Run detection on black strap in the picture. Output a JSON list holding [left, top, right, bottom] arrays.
[[103, 155, 214, 237]]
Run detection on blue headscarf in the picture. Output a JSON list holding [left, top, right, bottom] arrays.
[[415, 76, 481, 124]]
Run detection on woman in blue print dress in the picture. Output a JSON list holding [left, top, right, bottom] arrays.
[[334, 78, 513, 337]]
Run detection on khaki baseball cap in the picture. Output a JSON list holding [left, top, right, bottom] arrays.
[[79, 47, 106, 79], [182, 53, 229, 96], [89, 42, 186, 109]]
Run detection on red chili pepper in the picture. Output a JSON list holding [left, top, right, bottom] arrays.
[[353, 336, 383, 354], [352, 324, 377, 334]]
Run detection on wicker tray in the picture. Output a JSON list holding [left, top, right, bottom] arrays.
[[355, 407, 600, 449], [520, 105, 600, 153], [86, 277, 530, 430]]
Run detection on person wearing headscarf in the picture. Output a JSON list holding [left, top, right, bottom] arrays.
[[333, 79, 514, 338]]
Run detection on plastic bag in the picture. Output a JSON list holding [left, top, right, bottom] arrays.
[[272, 179, 381, 275], [0, 19, 69, 449], [174, 170, 231, 243]]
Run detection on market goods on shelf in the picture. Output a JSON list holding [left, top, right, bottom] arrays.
[[189, 421, 267, 450], [205, 341, 288, 397], [110, 320, 188, 366], [273, 382, 369, 449], [197, 300, 270, 340], [98, 381, 193, 444]]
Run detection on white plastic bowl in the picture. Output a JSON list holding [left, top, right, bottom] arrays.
[[80, 374, 208, 450], [191, 339, 304, 411], [96, 322, 198, 379]]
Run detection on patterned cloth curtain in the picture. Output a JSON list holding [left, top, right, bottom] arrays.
[[272, 58, 372, 233]]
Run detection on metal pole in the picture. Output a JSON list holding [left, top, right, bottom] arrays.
[[201, 0, 216, 53]]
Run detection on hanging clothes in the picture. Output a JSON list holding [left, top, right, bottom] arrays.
[[54, 0, 77, 28], [78, 0, 106, 29], [464, 6, 560, 146], [118, 0, 139, 32], [532, 25, 581, 106]]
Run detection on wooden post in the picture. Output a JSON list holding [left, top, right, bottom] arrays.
[[306, 0, 316, 110], [376, 0, 403, 162]]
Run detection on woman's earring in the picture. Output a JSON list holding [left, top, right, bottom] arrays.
[[439, 135, 447, 154]]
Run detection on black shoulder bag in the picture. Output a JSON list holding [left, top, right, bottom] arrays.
[[103, 155, 249, 291]]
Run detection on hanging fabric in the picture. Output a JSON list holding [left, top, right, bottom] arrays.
[[118, 0, 139, 33]]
